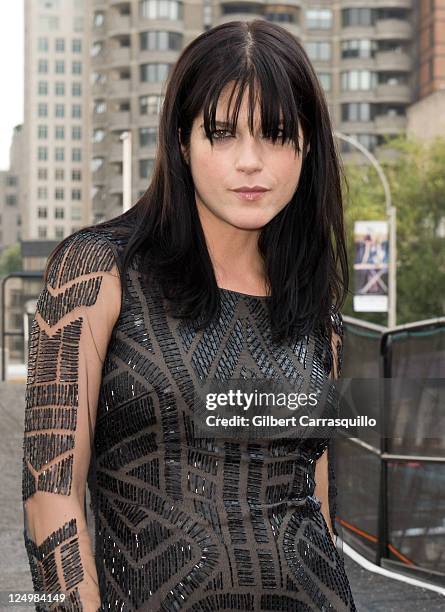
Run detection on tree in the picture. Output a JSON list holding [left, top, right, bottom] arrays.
[[341, 134, 445, 325], [0, 243, 22, 278]]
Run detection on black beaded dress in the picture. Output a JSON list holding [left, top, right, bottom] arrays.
[[22, 226, 357, 612]]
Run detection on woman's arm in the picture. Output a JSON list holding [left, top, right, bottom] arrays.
[[21, 232, 121, 610]]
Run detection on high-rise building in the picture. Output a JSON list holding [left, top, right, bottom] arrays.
[[23, 0, 92, 240], [0, 124, 24, 254], [407, 0, 445, 139]]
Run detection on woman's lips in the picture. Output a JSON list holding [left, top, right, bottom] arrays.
[[231, 190, 269, 201]]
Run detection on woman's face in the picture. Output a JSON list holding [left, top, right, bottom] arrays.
[[180, 84, 309, 232]]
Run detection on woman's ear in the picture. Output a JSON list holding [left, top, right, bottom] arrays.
[[178, 128, 189, 165]]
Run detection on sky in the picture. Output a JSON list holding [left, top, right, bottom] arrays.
[[0, 2, 24, 170]]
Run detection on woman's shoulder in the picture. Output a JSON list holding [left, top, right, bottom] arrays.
[[62, 209, 138, 268]]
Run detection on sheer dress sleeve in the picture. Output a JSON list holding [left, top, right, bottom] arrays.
[[21, 231, 121, 611]]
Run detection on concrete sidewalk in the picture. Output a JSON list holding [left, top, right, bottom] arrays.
[[1, 381, 444, 611]]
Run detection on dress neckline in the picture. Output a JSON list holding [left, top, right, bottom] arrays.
[[218, 286, 271, 300]]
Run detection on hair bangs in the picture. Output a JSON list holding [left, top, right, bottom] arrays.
[[201, 68, 304, 154]]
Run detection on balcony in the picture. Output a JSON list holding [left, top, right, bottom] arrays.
[[92, 140, 108, 157], [375, 50, 412, 71], [375, 83, 412, 103], [109, 142, 124, 162], [107, 46, 131, 66], [108, 12, 131, 34], [109, 111, 131, 129], [109, 174, 124, 194], [108, 78, 131, 97], [374, 113, 407, 133], [374, 19, 412, 39]]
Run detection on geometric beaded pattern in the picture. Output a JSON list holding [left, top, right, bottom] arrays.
[[81, 228, 356, 611], [23, 517, 84, 611], [22, 226, 355, 611], [22, 231, 117, 608]]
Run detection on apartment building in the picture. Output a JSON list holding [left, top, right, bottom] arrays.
[[407, 0, 445, 139], [23, 0, 92, 240], [0, 124, 24, 255]]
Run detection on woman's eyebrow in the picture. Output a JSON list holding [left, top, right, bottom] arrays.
[[200, 120, 285, 129]]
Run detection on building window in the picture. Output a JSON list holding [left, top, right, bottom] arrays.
[[72, 39, 82, 53], [38, 103, 48, 117], [139, 0, 183, 20], [342, 102, 372, 122], [93, 129, 105, 142], [72, 169, 82, 181], [38, 146, 48, 161], [55, 147, 65, 161], [140, 31, 183, 51], [6, 194, 17, 206], [139, 127, 158, 147], [341, 70, 376, 90], [342, 8, 374, 27], [55, 38, 65, 52], [55, 226, 65, 239], [55, 188, 64, 201], [38, 81, 48, 95], [73, 16, 83, 32], [341, 40, 376, 59], [55, 104, 65, 118], [55, 81, 65, 95], [72, 126, 82, 140], [91, 42, 103, 57], [306, 41, 331, 61], [72, 104, 82, 118], [92, 71, 106, 85], [72, 189, 82, 200], [72, 82, 82, 96], [94, 100, 106, 114], [55, 207, 64, 219], [55, 126, 65, 139], [38, 226, 47, 238], [71, 207, 82, 220], [37, 187, 48, 200], [55, 60, 65, 73], [38, 37, 49, 52], [72, 61, 82, 75], [38, 125, 48, 139], [72, 148, 82, 162], [140, 63, 171, 83], [319, 73, 331, 91], [91, 157, 104, 172], [38, 168, 48, 180], [265, 11, 295, 24], [306, 8, 332, 29], [37, 207, 47, 218], [139, 159, 154, 178], [55, 168, 65, 180], [94, 12, 105, 27], [39, 15, 60, 31], [139, 94, 164, 115], [38, 59, 48, 73]]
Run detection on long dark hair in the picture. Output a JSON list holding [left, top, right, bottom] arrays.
[[49, 19, 349, 345]]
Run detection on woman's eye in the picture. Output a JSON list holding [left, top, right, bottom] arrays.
[[211, 129, 286, 141], [212, 129, 232, 140]]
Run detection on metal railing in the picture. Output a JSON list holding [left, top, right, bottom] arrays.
[[338, 314, 445, 586]]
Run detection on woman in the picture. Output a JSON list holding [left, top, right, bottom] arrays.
[[22, 19, 355, 611]]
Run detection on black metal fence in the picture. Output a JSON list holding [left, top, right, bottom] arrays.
[[337, 315, 445, 587]]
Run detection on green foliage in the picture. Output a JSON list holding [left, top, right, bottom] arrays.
[[341, 134, 445, 326], [0, 243, 22, 278]]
